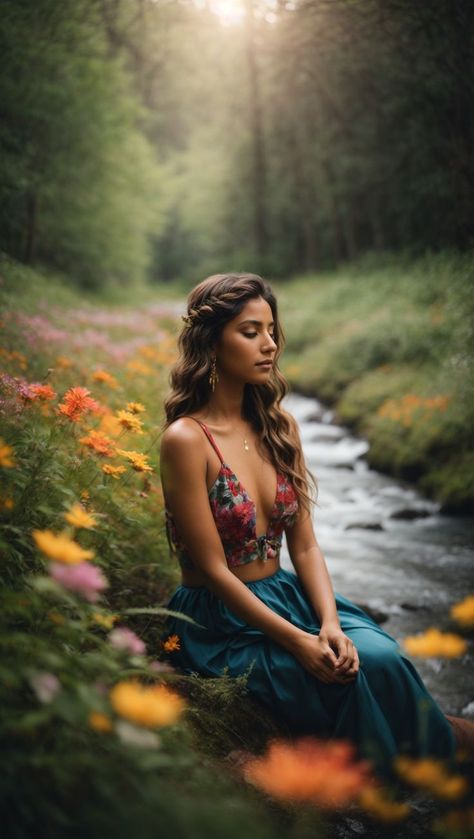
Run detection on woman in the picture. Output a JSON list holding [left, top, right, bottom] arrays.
[[160, 271, 467, 777]]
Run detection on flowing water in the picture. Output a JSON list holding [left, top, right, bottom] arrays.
[[281, 391, 473, 718]]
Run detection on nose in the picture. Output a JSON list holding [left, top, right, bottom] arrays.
[[262, 331, 277, 352]]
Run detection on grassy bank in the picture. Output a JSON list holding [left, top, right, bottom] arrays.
[[277, 251, 474, 513], [1, 254, 472, 837]]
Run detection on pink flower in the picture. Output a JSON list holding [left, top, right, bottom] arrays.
[[108, 626, 146, 655], [29, 671, 61, 703], [49, 561, 108, 602]]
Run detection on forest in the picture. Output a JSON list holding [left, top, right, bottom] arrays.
[[1, 0, 473, 287]]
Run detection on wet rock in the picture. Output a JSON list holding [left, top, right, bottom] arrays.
[[354, 603, 389, 624], [345, 522, 384, 531], [390, 507, 431, 520], [400, 602, 429, 611]]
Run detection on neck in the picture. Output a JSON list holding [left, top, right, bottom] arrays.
[[202, 379, 247, 426]]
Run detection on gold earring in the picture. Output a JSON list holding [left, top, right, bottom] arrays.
[[209, 356, 219, 392]]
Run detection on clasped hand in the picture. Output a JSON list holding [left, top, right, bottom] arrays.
[[291, 622, 360, 684]]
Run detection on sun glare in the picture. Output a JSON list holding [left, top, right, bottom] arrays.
[[209, 0, 246, 27]]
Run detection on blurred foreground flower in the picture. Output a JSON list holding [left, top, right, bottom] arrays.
[[450, 595, 474, 629], [109, 681, 185, 728], [117, 449, 153, 473], [402, 628, 467, 657], [30, 383, 57, 400], [243, 737, 373, 808], [394, 756, 469, 800], [58, 386, 99, 422], [63, 502, 97, 529], [29, 672, 61, 704], [33, 529, 95, 564], [109, 626, 146, 655], [88, 711, 114, 733], [358, 785, 410, 823], [0, 438, 15, 468], [49, 561, 108, 602]]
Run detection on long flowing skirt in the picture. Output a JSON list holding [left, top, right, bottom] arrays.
[[162, 567, 456, 776]]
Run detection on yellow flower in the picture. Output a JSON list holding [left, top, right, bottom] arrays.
[[0, 438, 15, 468], [116, 410, 144, 434], [126, 402, 146, 414], [358, 786, 410, 823], [394, 756, 469, 800], [162, 634, 181, 652], [92, 370, 119, 389], [402, 628, 467, 658], [92, 612, 119, 629], [32, 529, 95, 564], [101, 464, 126, 479], [109, 681, 185, 728], [63, 502, 97, 530], [81, 490, 90, 501], [117, 450, 153, 473], [125, 360, 153, 376], [450, 595, 474, 629], [89, 711, 113, 733]]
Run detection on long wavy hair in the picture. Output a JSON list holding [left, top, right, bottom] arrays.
[[163, 272, 318, 515]]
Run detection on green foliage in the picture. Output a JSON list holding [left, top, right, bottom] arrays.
[[281, 251, 474, 511]]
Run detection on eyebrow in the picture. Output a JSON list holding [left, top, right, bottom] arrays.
[[238, 319, 275, 327]]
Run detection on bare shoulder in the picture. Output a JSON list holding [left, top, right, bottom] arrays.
[[160, 417, 207, 470]]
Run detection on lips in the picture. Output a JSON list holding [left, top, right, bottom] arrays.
[[256, 361, 273, 367]]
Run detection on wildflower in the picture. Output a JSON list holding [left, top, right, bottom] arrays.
[[63, 502, 97, 529], [58, 386, 99, 422], [1, 497, 14, 511], [92, 612, 118, 629], [98, 412, 123, 437], [450, 595, 474, 629], [402, 628, 467, 658], [55, 356, 73, 369], [117, 449, 153, 473], [88, 711, 113, 733], [109, 681, 185, 728], [126, 360, 153, 376], [109, 627, 146, 655], [92, 370, 119, 388], [32, 529, 95, 564], [116, 410, 144, 434], [162, 634, 181, 653], [79, 430, 116, 457], [126, 402, 146, 414], [30, 383, 57, 401], [394, 756, 468, 801], [358, 786, 410, 822], [81, 490, 90, 500], [101, 464, 126, 479], [0, 438, 15, 468], [115, 720, 161, 749], [243, 737, 373, 808], [49, 561, 108, 602], [29, 672, 61, 704]]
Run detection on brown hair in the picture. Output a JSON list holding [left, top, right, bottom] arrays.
[[162, 272, 318, 514]]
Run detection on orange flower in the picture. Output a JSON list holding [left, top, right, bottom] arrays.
[[30, 383, 57, 401], [126, 402, 146, 414], [162, 634, 180, 652], [116, 410, 144, 434], [117, 450, 153, 473], [358, 785, 410, 823], [89, 711, 113, 733], [244, 737, 373, 808], [58, 387, 99, 422], [109, 681, 185, 728], [92, 370, 119, 388], [55, 356, 73, 369], [101, 464, 126, 479], [0, 438, 15, 468], [402, 628, 467, 658], [450, 595, 474, 629], [80, 430, 116, 457], [394, 756, 469, 800]]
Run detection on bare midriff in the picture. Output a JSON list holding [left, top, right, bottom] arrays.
[[180, 553, 281, 587]]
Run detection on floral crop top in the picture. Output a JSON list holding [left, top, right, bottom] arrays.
[[165, 418, 299, 570]]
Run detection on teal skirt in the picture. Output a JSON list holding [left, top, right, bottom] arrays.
[[163, 567, 456, 777]]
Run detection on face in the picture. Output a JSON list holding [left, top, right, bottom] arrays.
[[213, 296, 277, 385]]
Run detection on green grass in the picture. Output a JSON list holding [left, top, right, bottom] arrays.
[[279, 250, 474, 512]]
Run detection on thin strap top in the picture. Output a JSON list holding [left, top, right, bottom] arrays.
[[164, 416, 299, 570]]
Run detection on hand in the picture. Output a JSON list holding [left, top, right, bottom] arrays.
[[289, 628, 358, 684], [318, 621, 359, 683]]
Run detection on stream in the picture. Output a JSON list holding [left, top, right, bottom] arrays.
[[281, 391, 473, 717]]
